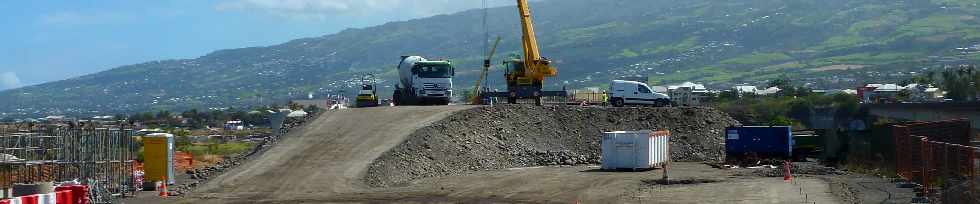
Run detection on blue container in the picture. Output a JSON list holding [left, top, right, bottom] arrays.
[[725, 126, 793, 159]]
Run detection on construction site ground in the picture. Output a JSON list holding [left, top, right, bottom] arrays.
[[120, 106, 911, 204]]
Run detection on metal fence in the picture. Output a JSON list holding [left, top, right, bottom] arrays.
[[1, 124, 138, 201], [892, 119, 978, 203], [483, 90, 608, 106]]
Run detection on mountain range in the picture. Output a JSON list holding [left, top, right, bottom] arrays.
[[2, 0, 979, 118]]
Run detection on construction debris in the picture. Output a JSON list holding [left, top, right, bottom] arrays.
[[364, 105, 739, 187]]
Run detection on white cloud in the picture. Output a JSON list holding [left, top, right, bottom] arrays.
[[215, 0, 514, 21], [0, 72, 21, 90]]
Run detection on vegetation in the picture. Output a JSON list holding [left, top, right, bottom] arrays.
[[712, 78, 862, 128], [912, 65, 980, 101], [126, 104, 319, 129], [720, 53, 793, 66], [177, 141, 256, 159]]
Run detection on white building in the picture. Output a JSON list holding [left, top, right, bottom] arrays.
[[905, 84, 943, 102], [287, 110, 309, 118], [814, 89, 858, 96], [732, 85, 781, 96], [667, 82, 710, 106], [859, 83, 941, 103], [733, 86, 759, 96], [224, 120, 245, 131], [757, 87, 782, 95]]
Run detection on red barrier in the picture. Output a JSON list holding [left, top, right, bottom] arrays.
[[892, 119, 978, 203], [0, 185, 92, 204], [54, 185, 89, 204], [19, 194, 39, 204], [55, 190, 72, 204]]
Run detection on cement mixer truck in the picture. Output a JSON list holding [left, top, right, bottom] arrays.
[[392, 56, 455, 105]]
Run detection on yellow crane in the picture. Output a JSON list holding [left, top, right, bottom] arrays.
[[470, 37, 502, 105], [502, 0, 560, 105]]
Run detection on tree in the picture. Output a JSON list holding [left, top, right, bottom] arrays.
[[769, 115, 797, 126], [288, 101, 303, 110], [903, 71, 936, 86], [896, 89, 912, 102], [717, 90, 739, 101], [768, 78, 790, 90], [941, 66, 978, 101], [973, 65, 980, 99], [787, 99, 813, 126], [791, 86, 812, 98], [156, 110, 171, 120]]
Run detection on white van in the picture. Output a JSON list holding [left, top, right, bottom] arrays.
[[608, 80, 671, 107]]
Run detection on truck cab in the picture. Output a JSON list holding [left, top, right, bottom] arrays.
[[608, 80, 670, 107], [412, 61, 454, 101], [393, 56, 455, 106]]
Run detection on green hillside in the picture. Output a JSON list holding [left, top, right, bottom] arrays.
[[2, 0, 978, 117]]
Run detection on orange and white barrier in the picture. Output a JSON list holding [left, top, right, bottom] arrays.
[[0, 185, 88, 204]]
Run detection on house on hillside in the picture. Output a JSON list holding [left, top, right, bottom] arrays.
[[731, 85, 783, 97], [757, 87, 782, 95], [812, 89, 857, 96], [668, 82, 710, 106], [733, 86, 759, 97], [287, 110, 308, 118], [224, 120, 245, 131], [873, 84, 903, 103], [905, 84, 943, 102], [858, 84, 912, 103]]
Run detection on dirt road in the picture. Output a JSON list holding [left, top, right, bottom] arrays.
[[178, 106, 473, 203]]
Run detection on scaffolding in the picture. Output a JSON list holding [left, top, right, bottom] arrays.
[[1, 123, 138, 201]]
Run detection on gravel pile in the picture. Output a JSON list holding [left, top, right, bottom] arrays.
[[364, 105, 739, 187]]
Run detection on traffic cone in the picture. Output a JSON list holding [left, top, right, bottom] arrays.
[[783, 160, 792, 181], [159, 177, 168, 198]]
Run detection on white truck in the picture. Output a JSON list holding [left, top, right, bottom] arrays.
[[393, 56, 454, 105], [608, 80, 671, 107]]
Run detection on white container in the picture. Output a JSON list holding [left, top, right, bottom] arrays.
[[601, 130, 671, 170]]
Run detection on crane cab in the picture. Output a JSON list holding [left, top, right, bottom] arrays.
[[504, 59, 533, 86]]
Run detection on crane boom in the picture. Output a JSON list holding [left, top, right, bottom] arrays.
[[471, 37, 502, 104], [516, 0, 556, 81], [517, 0, 540, 64]]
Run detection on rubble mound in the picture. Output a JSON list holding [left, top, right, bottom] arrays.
[[364, 105, 739, 187]]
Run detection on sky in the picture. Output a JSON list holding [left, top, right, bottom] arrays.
[[0, 0, 513, 90]]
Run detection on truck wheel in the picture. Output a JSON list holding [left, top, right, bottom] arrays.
[[392, 91, 401, 106], [611, 98, 625, 107], [655, 99, 669, 107]]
